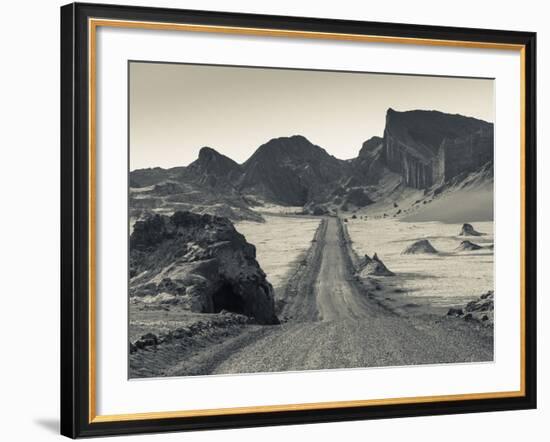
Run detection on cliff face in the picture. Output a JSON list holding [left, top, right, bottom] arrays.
[[439, 129, 494, 181], [382, 109, 493, 188], [129, 211, 279, 324], [384, 134, 435, 188]]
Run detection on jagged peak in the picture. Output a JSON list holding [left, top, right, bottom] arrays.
[[192, 146, 240, 168], [197, 146, 237, 163]]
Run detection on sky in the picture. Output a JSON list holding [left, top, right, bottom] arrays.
[[129, 61, 494, 170]]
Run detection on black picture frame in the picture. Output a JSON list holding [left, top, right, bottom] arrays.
[[61, 2, 537, 438]]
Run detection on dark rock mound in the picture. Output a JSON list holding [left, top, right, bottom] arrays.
[[402, 239, 438, 255], [459, 223, 484, 236], [239, 135, 346, 206], [358, 253, 394, 277], [309, 205, 329, 216], [131, 333, 159, 353], [447, 290, 494, 325], [130, 211, 279, 324], [455, 240, 482, 251], [447, 307, 464, 317], [466, 290, 494, 311], [343, 188, 373, 208]]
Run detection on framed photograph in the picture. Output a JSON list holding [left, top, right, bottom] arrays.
[[60, 2, 537, 438]]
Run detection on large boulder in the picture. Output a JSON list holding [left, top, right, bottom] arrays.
[[129, 211, 279, 324], [402, 239, 438, 255], [358, 253, 394, 277]]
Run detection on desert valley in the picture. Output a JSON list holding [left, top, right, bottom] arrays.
[[128, 108, 495, 378]]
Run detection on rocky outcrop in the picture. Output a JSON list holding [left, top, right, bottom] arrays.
[[455, 240, 482, 251], [308, 205, 329, 216], [447, 291, 494, 326], [459, 223, 484, 236], [343, 187, 373, 208], [382, 109, 493, 189], [358, 253, 394, 277], [129, 211, 279, 324], [402, 239, 438, 254]]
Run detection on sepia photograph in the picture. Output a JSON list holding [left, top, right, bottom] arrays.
[[128, 61, 495, 379]]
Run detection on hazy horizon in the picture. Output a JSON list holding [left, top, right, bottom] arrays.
[[130, 62, 494, 171]]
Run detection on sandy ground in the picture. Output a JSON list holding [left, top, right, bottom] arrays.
[[346, 218, 493, 314], [402, 187, 493, 223], [251, 202, 304, 215], [235, 215, 321, 291]]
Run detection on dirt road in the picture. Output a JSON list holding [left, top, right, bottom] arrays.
[[161, 217, 493, 377]]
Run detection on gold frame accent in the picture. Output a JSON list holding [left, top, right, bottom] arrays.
[[88, 18, 527, 424]]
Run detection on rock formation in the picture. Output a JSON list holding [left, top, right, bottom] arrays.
[[382, 109, 493, 189], [459, 223, 484, 236], [439, 130, 493, 182], [128, 109, 494, 218], [342, 187, 373, 208], [129, 211, 279, 324], [238, 135, 346, 206], [184, 146, 243, 189], [402, 239, 438, 254], [358, 253, 395, 277], [455, 240, 482, 251], [348, 136, 386, 185], [447, 290, 494, 325]]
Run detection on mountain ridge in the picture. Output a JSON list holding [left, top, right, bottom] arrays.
[[129, 108, 494, 220]]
